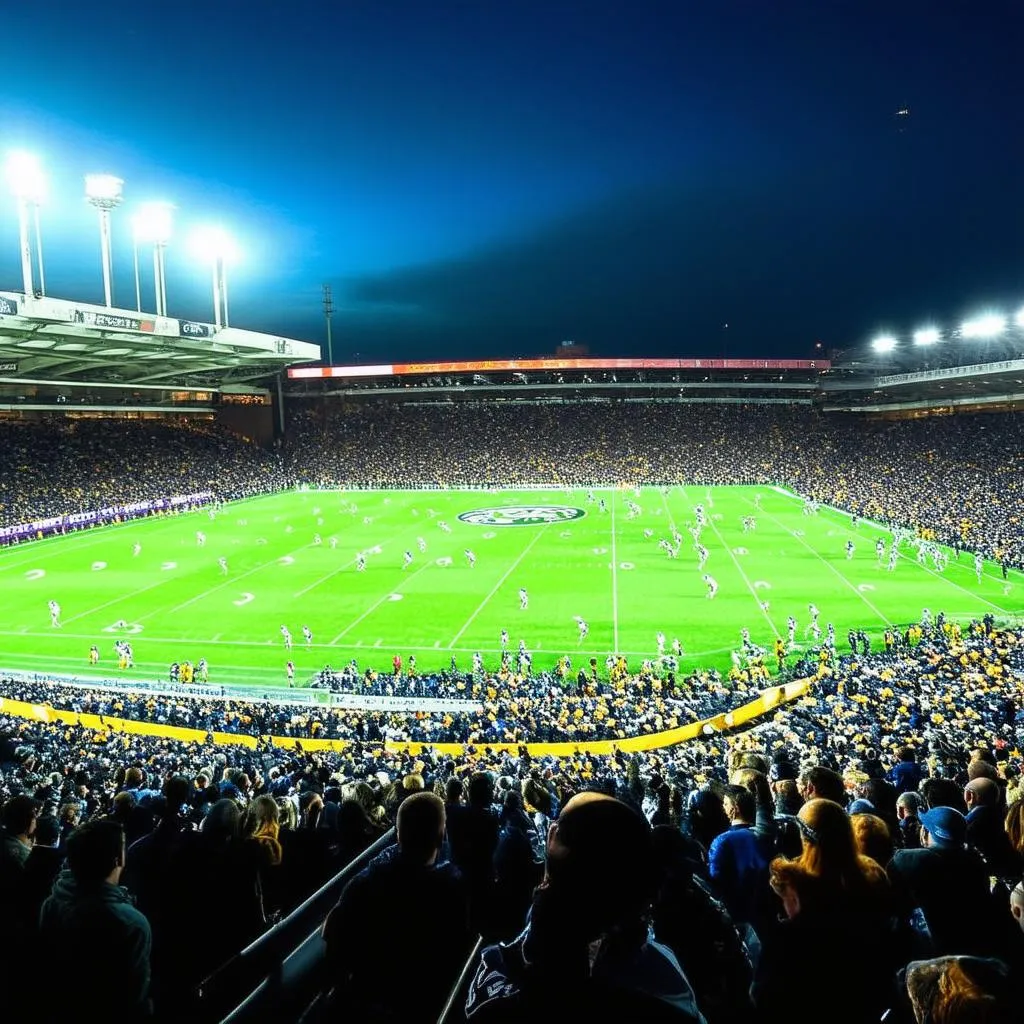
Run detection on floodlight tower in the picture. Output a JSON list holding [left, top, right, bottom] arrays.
[[136, 202, 173, 316], [85, 174, 124, 308], [322, 283, 334, 365], [5, 151, 46, 298], [192, 226, 235, 329]]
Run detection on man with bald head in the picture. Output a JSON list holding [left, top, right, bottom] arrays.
[[965, 778, 1017, 878], [465, 792, 704, 1022]]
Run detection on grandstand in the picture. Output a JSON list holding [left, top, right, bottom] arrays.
[[2, 285, 1023, 1019]]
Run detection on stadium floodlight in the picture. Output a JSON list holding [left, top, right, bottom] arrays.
[[1015, 307, 1024, 329], [134, 202, 173, 316], [5, 151, 46, 298], [190, 225, 237, 329], [912, 327, 940, 346], [961, 314, 1006, 339], [871, 334, 898, 353], [85, 174, 124, 308]]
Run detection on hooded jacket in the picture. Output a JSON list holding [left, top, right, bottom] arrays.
[[40, 870, 152, 1018]]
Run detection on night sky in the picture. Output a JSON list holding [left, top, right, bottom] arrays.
[[0, 1, 1021, 362]]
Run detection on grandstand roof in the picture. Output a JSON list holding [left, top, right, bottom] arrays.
[[0, 290, 320, 388]]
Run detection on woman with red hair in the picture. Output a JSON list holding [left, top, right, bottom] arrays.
[[753, 798, 897, 1023]]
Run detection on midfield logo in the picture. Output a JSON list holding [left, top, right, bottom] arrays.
[[458, 505, 586, 527]]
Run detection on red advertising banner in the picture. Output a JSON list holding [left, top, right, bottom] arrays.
[[289, 356, 829, 380]]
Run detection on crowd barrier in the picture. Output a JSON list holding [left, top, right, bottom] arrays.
[[0, 676, 812, 757]]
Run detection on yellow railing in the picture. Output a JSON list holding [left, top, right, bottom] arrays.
[[0, 677, 811, 758]]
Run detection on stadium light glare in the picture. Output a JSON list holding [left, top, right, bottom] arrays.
[[85, 175, 124, 308], [913, 327, 940, 346], [871, 335, 898, 353], [961, 314, 1006, 339], [1015, 307, 1024, 329], [134, 202, 173, 317], [84, 173, 124, 205], [190, 226, 237, 329], [5, 151, 47, 298], [5, 150, 45, 203]]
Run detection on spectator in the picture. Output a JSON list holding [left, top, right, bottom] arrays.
[[964, 778, 1018, 878], [23, 813, 64, 923], [323, 792, 470, 1022], [755, 799, 894, 1024], [896, 791, 925, 850], [39, 818, 152, 1019], [465, 793, 705, 1022], [887, 806, 1005, 959], [707, 784, 772, 930]]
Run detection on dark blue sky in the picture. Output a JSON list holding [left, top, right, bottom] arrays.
[[1, 1, 1021, 361]]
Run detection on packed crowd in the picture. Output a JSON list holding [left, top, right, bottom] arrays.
[[0, 419, 285, 527], [0, 658, 751, 745], [2, 404, 1021, 568], [1, 616, 1022, 1020], [284, 401, 1024, 565]]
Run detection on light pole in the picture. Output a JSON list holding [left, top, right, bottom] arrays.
[[191, 226, 236, 329], [131, 218, 142, 312], [85, 174, 124, 308], [135, 202, 173, 316], [4, 151, 46, 298]]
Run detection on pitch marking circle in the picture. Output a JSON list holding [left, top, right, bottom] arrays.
[[858, 584, 876, 592], [91, 561, 107, 571], [103, 622, 144, 634], [754, 580, 772, 590], [457, 505, 586, 527], [388, 593, 404, 602], [25, 569, 45, 580]]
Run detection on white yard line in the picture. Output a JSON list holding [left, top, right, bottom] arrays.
[[745, 498, 891, 627], [447, 527, 550, 649], [329, 560, 435, 644], [610, 490, 620, 652], [62, 577, 181, 627], [694, 487, 781, 637]]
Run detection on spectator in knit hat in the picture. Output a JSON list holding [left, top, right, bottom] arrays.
[[323, 791, 469, 1023], [465, 793, 705, 1023], [887, 807, 1007, 958]]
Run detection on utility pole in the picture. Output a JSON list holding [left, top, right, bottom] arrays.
[[322, 283, 334, 366]]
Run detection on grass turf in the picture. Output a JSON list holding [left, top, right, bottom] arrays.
[[0, 485, 1021, 692]]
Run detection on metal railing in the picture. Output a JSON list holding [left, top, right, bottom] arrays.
[[198, 828, 395, 1023]]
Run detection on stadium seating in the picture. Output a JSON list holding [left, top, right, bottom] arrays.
[[1, 406, 1023, 1021]]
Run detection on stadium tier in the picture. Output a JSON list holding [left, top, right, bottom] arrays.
[[1, 401, 1022, 1021]]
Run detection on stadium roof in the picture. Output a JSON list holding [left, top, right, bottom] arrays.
[[0, 290, 320, 388]]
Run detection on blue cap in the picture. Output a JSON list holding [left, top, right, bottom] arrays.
[[919, 806, 967, 847]]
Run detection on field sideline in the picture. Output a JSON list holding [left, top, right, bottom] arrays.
[[0, 485, 1020, 691]]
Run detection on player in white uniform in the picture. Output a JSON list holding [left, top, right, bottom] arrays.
[[196, 531, 206, 547], [975, 552, 984, 583], [48, 600, 61, 627], [356, 553, 366, 571], [302, 625, 313, 647], [887, 546, 899, 572], [500, 629, 509, 649], [313, 533, 322, 546], [132, 543, 142, 557], [656, 632, 665, 656], [280, 625, 293, 650], [576, 618, 589, 643], [465, 549, 476, 568], [845, 540, 855, 560], [403, 550, 414, 570], [787, 616, 797, 646], [286, 660, 295, 685], [417, 537, 427, 553], [218, 557, 228, 575], [671, 637, 683, 657], [806, 604, 820, 638], [876, 538, 886, 563], [439, 521, 452, 533], [519, 587, 529, 610], [703, 574, 718, 599], [329, 536, 338, 549], [697, 545, 709, 571]]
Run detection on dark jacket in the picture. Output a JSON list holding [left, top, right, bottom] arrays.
[[887, 760, 923, 795], [966, 805, 1020, 879], [39, 870, 152, 1019], [22, 844, 64, 922], [887, 845, 1006, 958], [323, 845, 471, 1022]]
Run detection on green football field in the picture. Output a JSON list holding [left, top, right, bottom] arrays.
[[0, 485, 1021, 692]]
